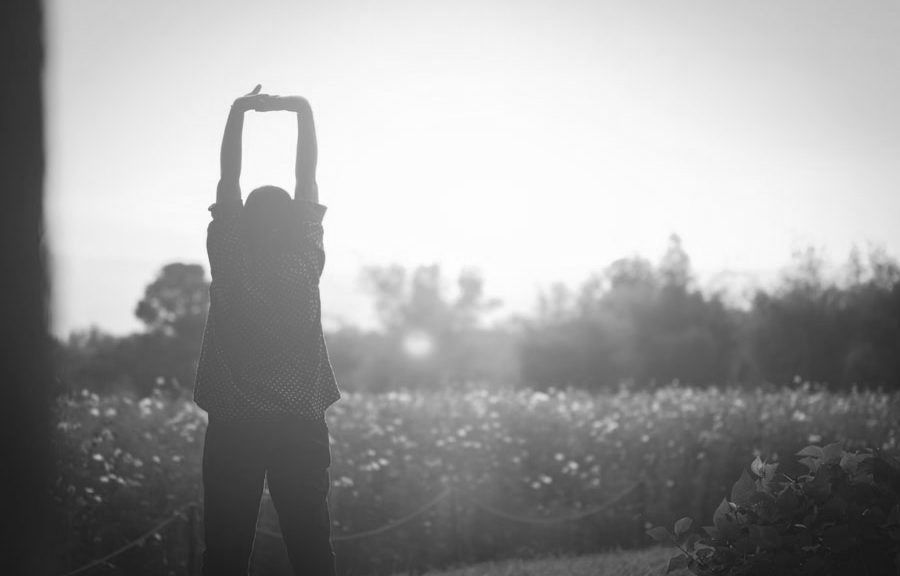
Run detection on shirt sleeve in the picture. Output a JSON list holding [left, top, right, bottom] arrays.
[[295, 199, 327, 223], [206, 200, 244, 281], [291, 199, 328, 280], [209, 199, 243, 220]]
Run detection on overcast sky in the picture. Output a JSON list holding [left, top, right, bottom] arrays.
[[46, 0, 900, 336]]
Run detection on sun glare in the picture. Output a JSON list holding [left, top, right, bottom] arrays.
[[402, 330, 434, 358]]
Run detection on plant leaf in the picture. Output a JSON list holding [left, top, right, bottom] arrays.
[[731, 469, 756, 507], [646, 526, 674, 544], [751, 456, 765, 477], [665, 553, 689, 574], [713, 497, 730, 526], [839, 451, 871, 476], [822, 442, 843, 463], [799, 456, 821, 473], [885, 504, 900, 527], [776, 486, 799, 514], [674, 516, 693, 536], [763, 462, 779, 482], [796, 445, 823, 458], [748, 491, 776, 511], [683, 532, 702, 553]]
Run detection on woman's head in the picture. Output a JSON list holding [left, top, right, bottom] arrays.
[[243, 185, 294, 260]]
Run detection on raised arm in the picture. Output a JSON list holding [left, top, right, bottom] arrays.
[[217, 85, 263, 206], [284, 96, 318, 203]]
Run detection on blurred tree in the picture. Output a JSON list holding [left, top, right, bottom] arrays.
[[128, 263, 210, 394], [364, 264, 499, 335], [750, 246, 900, 390], [135, 262, 209, 343], [659, 233, 691, 289], [54, 246, 900, 399], [327, 264, 513, 391], [54, 327, 123, 395], [57, 264, 210, 397], [520, 236, 737, 391]]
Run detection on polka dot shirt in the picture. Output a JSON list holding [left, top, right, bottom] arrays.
[[193, 198, 341, 422]]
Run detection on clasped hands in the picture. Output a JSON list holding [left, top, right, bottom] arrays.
[[232, 84, 310, 114]]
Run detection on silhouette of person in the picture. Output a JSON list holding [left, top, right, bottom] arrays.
[[193, 85, 341, 576]]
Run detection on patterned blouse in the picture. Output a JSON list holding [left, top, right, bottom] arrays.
[[193, 198, 341, 421]]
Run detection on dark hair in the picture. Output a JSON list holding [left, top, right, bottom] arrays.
[[245, 185, 292, 218], [243, 185, 295, 263]]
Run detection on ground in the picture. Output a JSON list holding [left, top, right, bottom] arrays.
[[393, 546, 677, 576]]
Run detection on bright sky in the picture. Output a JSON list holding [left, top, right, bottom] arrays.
[[46, 0, 900, 337]]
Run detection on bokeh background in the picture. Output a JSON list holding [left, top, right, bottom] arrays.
[[45, 1, 900, 575]]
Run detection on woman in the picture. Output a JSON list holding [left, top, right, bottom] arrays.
[[194, 85, 341, 576]]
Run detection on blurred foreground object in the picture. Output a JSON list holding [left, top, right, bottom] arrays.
[[0, 0, 59, 574]]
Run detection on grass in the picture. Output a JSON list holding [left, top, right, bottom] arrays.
[[393, 546, 675, 576]]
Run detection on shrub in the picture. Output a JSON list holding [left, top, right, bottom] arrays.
[[647, 443, 900, 575]]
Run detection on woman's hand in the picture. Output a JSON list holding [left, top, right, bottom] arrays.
[[231, 84, 280, 113], [249, 95, 312, 114], [232, 86, 311, 114], [231, 84, 262, 112]]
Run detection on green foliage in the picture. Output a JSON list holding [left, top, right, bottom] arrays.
[[55, 383, 900, 574], [58, 242, 900, 400], [749, 246, 900, 390], [521, 242, 900, 392], [56, 263, 209, 397], [134, 262, 209, 341], [53, 389, 204, 573], [519, 235, 742, 391], [647, 443, 900, 575]]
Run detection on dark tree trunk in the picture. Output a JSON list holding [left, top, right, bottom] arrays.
[[0, 1, 58, 574]]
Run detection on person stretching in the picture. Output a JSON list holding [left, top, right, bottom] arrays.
[[194, 84, 341, 576]]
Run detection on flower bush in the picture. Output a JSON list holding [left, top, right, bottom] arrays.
[[53, 381, 900, 575], [647, 443, 900, 575]]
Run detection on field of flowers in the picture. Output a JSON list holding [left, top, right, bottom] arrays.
[[53, 381, 900, 575]]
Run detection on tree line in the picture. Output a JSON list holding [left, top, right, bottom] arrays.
[[53, 236, 900, 397]]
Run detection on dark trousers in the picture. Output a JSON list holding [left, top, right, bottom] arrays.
[[201, 415, 336, 576]]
